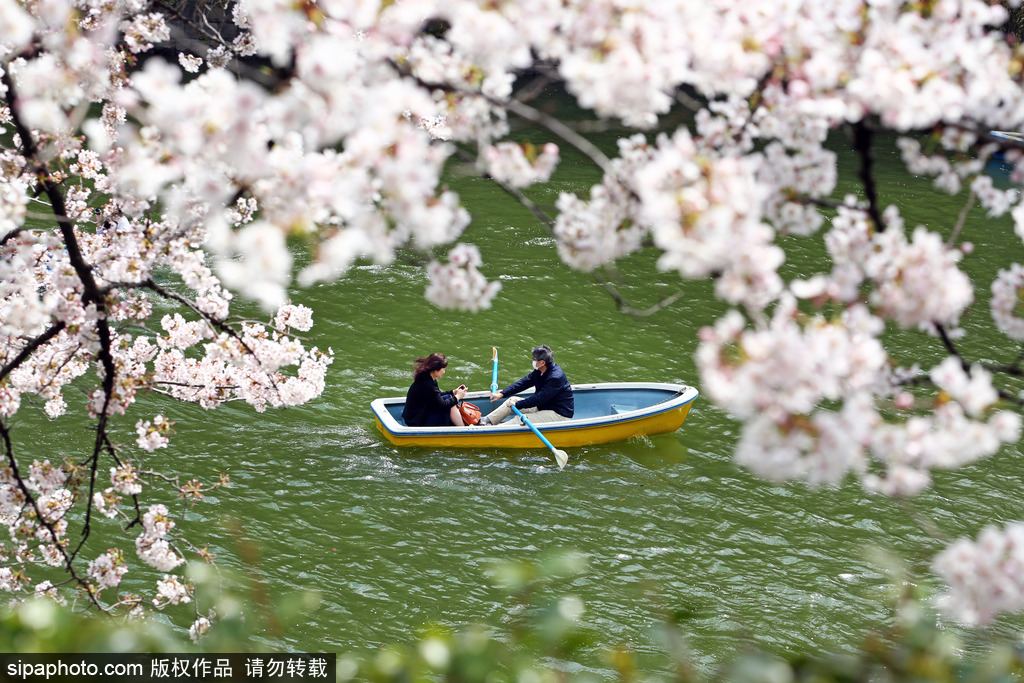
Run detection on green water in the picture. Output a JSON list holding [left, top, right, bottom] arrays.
[[19, 127, 1024, 673]]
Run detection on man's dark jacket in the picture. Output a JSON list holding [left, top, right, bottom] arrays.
[[502, 362, 574, 418]]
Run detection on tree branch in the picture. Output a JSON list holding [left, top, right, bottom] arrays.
[[946, 188, 976, 248], [387, 58, 634, 197], [934, 324, 968, 372], [502, 97, 622, 184], [4, 68, 118, 565], [137, 278, 257, 357], [0, 418, 102, 608], [852, 120, 885, 232], [592, 271, 686, 319], [0, 322, 66, 385]]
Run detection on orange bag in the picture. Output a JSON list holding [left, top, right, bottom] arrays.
[[458, 401, 482, 425]]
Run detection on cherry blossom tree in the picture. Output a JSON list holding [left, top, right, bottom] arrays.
[[4, 0, 1024, 636]]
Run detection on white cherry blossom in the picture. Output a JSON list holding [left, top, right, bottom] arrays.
[[153, 574, 192, 607], [88, 549, 128, 591], [425, 243, 502, 312], [483, 142, 560, 189], [934, 524, 1024, 626]]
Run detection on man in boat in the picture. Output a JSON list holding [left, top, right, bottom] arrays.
[[480, 345, 574, 425]]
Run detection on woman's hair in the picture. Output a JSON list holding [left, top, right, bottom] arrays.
[[413, 353, 448, 379], [531, 345, 554, 365]]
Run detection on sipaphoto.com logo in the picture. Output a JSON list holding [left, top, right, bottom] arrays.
[[3, 655, 148, 682], [0, 654, 335, 683]]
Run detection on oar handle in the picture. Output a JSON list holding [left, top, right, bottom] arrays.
[[490, 347, 499, 393]]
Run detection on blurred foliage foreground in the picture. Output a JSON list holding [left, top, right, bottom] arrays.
[[1, 550, 1022, 683]]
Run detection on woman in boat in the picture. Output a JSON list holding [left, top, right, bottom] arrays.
[[402, 353, 469, 427]]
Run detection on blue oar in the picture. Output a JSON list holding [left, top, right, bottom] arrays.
[[490, 347, 499, 394], [511, 404, 568, 470]]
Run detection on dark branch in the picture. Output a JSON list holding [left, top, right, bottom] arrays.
[[3, 68, 118, 562], [137, 278, 258, 358], [0, 227, 29, 248], [0, 418, 102, 608], [0, 322, 66, 385], [935, 323, 967, 372], [852, 120, 885, 232], [593, 271, 686, 319]]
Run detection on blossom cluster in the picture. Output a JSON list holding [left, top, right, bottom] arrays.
[[153, 574, 192, 607], [483, 142, 560, 189], [991, 264, 1024, 341], [87, 549, 128, 592], [425, 244, 502, 312], [135, 505, 183, 573], [824, 204, 974, 332], [553, 135, 656, 272], [934, 524, 1024, 626]]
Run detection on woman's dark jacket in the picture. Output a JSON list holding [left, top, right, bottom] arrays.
[[402, 373, 457, 426], [501, 362, 574, 417]]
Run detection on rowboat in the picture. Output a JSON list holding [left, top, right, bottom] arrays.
[[371, 382, 699, 449]]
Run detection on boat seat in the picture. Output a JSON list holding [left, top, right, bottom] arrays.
[[610, 404, 637, 415]]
